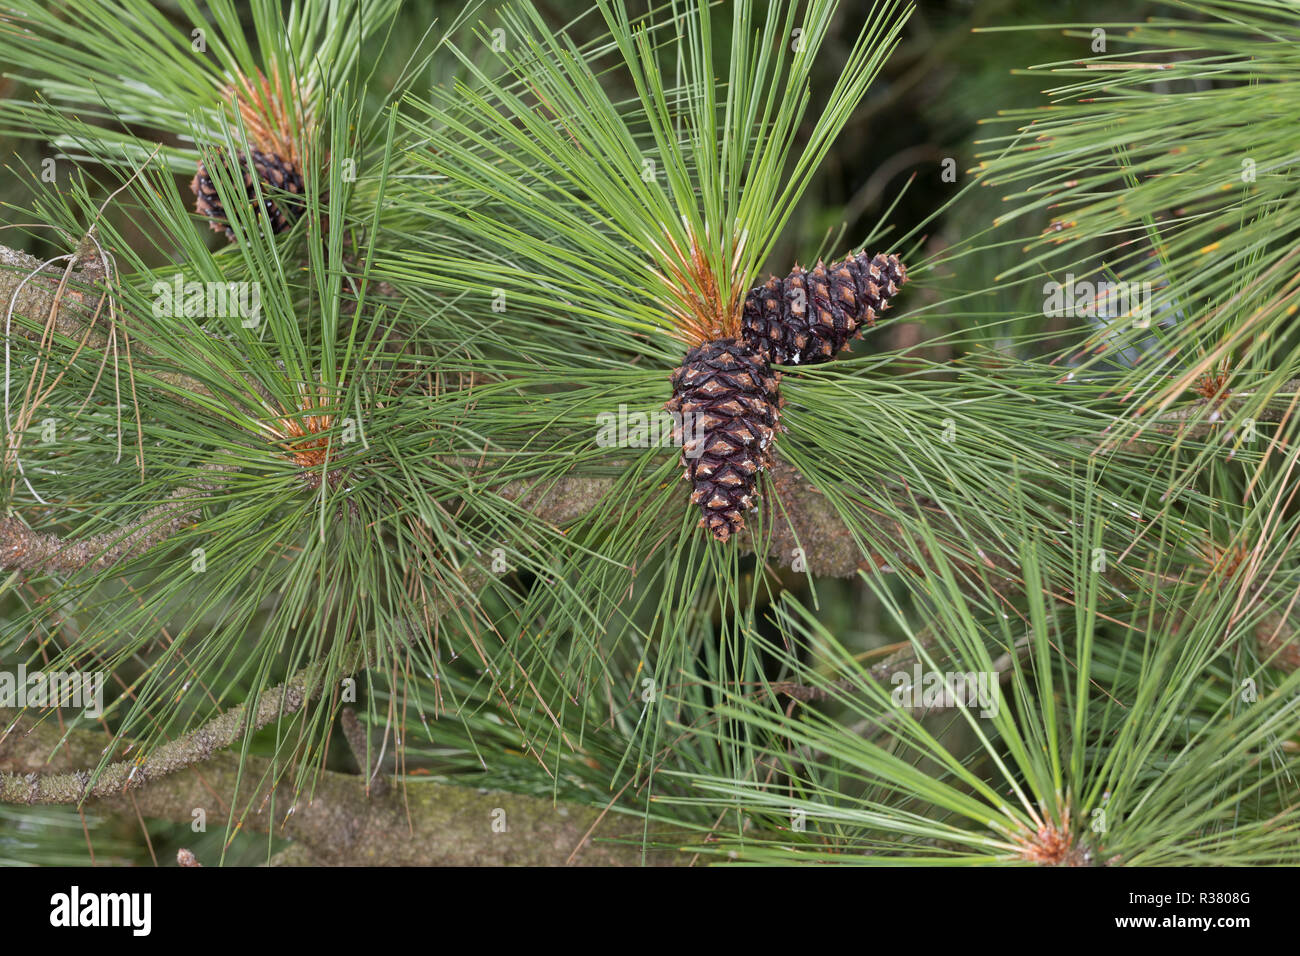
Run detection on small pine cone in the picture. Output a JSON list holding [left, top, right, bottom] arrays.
[[741, 252, 906, 366], [666, 338, 780, 542], [191, 148, 305, 241]]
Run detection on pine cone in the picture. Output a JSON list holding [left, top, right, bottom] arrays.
[[191, 148, 305, 241], [666, 338, 780, 542], [741, 252, 906, 366]]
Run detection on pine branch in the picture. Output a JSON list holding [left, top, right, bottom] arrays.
[[0, 244, 107, 347], [3, 227, 1297, 857], [0, 462, 235, 573], [4, 234, 1296, 585], [0, 708, 688, 866], [0, 657, 338, 804], [0, 241, 258, 406]]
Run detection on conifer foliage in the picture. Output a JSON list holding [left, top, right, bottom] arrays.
[[1, 0, 1299, 874]]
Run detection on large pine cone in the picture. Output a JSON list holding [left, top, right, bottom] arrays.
[[191, 148, 305, 241], [741, 252, 906, 366], [666, 338, 780, 542]]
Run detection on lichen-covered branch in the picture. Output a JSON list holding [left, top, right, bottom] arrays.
[[0, 244, 109, 348], [0, 656, 339, 804], [0, 710, 688, 866], [495, 460, 945, 579], [0, 462, 236, 573]]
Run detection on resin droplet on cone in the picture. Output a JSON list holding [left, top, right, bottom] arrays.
[[741, 252, 906, 366], [666, 338, 780, 542]]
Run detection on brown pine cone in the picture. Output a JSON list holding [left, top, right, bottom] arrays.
[[741, 252, 906, 365], [666, 338, 781, 542], [191, 148, 306, 241]]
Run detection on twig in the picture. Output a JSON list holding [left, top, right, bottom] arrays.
[[0, 709, 690, 866], [0, 655, 340, 804], [0, 462, 236, 573], [771, 631, 942, 703]]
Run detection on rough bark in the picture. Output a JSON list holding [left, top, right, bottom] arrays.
[[0, 710, 689, 866]]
